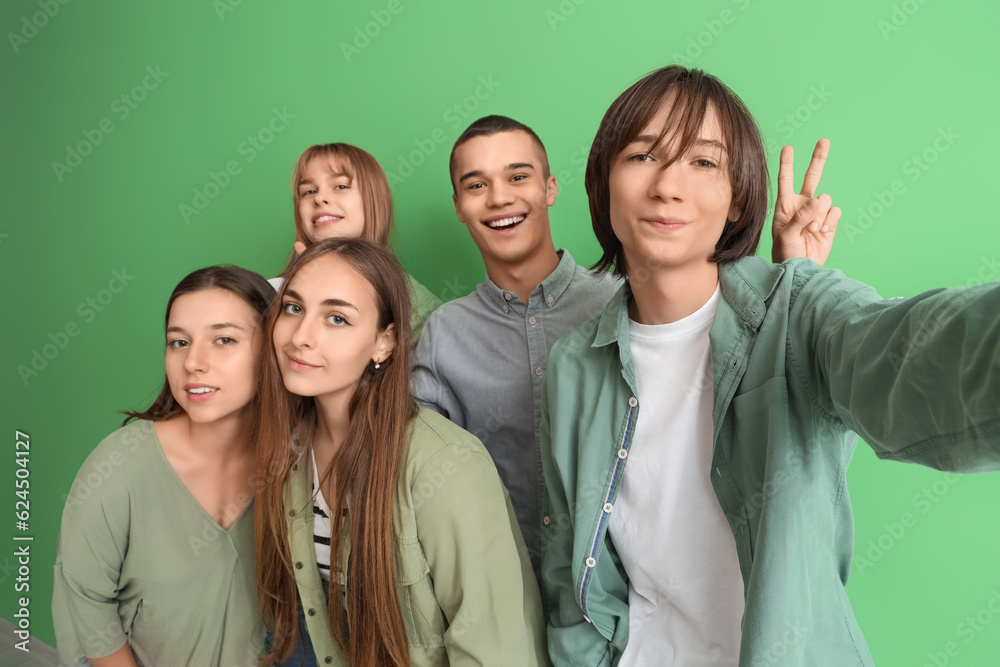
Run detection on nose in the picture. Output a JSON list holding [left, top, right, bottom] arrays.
[[290, 314, 315, 350], [486, 181, 515, 208], [183, 340, 208, 374], [647, 161, 686, 202]]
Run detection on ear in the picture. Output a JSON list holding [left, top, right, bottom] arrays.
[[453, 191, 463, 223], [545, 173, 559, 207], [373, 323, 397, 365]]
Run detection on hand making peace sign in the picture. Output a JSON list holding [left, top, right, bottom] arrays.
[[771, 138, 843, 267]]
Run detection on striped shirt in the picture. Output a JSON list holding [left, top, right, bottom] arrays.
[[311, 450, 347, 606]]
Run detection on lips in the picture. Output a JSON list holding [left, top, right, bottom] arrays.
[[184, 383, 218, 402], [312, 213, 343, 227], [286, 354, 319, 371], [643, 217, 689, 231], [482, 212, 527, 230]]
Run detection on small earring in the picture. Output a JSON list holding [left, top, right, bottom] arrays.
[[374, 360, 381, 369]]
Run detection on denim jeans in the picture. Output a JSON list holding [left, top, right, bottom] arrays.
[[269, 604, 319, 667]]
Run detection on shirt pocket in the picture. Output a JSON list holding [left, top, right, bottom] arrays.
[[725, 376, 796, 506], [396, 539, 447, 649]]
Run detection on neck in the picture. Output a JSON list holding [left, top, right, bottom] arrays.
[[178, 410, 250, 459], [483, 241, 561, 304], [628, 258, 720, 325], [313, 393, 352, 456]]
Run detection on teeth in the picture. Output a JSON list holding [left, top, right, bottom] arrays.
[[188, 387, 216, 394], [486, 215, 525, 229], [316, 215, 339, 223]]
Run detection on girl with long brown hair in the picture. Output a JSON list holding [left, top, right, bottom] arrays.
[[52, 265, 274, 667], [271, 143, 442, 342], [254, 238, 548, 666]]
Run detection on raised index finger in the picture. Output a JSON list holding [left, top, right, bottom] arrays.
[[777, 145, 795, 199], [800, 138, 831, 197]]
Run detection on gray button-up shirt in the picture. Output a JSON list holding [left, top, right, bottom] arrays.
[[412, 250, 620, 580]]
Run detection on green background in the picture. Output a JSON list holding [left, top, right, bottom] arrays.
[[2, 0, 999, 664]]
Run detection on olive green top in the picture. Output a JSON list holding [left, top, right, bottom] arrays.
[[285, 408, 550, 666], [52, 419, 262, 666]]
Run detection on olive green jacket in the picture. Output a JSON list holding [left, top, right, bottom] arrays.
[[286, 408, 550, 666]]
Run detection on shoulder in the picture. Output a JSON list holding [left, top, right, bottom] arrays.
[[404, 408, 492, 473], [570, 264, 622, 298], [63, 420, 158, 517], [420, 289, 487, 334]]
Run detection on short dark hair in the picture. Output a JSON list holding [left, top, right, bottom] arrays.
[[586, 65, 769, 278], [449, 115, 550, 190]]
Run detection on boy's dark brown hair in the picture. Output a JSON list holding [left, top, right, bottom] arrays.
[[449, 114, 550, 190], [586, 65, 770, 277]]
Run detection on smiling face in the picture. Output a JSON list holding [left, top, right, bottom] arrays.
[[164, 288, 260, 426], [451, 130, 558, 270], [608, 102, 736, 275], [295, 157, 367, 244], [272, 253, 395, 408]]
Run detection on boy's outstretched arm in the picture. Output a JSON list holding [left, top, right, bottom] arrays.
[[771, 139, 842, 266]]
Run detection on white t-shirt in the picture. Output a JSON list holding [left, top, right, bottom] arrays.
[[608, 285, 744, 666]]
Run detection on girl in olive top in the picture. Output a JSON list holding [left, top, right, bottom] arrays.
[[254, 239, 548, 667], [269, 143, 442, 342], [52, 266, 274, 667]]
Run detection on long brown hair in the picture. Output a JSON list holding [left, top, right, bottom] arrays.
[[255, 239, 415, 666], [122, 265, 275, 425], [586, 65, 770, 278], [291, 143, 395, 247]]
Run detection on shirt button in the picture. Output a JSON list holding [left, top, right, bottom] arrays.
[[586, 557, 597, 568], [529, 316, 536, 325], [307, 608, 316, 616], [547, 295, 554, 305], [543, 515, 551, 525], [603, 503, 613, 513], [325, 658, 333, 664], [291, 463, 298, 471], [504, 292, 512, 301], [617, 449, 628, 459], [535, 367, 543, 376], [628, 396, 638, 407], [503, 306, 508, 313], [295, 561, 303, 569], [289, 509, 296, 517]]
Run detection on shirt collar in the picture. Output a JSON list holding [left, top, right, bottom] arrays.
[[592, 257, 785, 348], [481, 249, 578, 313]]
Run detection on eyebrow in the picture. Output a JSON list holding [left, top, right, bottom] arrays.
[[458, 162, 536, 183], [298, 173, 350, 187], [631, 135, 727, 152], [166, 322, 247, 334], [284, 289, 359, 311]]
